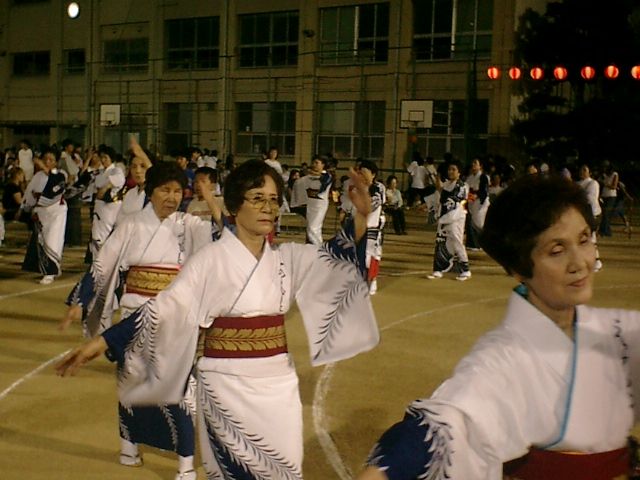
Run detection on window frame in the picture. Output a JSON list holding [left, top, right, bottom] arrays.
[[237, 11, 299, 68], [165, 16, 220, 71], [316, 101, 386, 159], [236, 101, 296, 156], [319, 2, 390, 66], [102, 37, 149, 73], [12, 50, 50, 76]]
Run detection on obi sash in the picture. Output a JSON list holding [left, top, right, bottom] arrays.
[[203, 315, 287, 358], [503, 446, 630, 480], [125, 265, 180, 297]]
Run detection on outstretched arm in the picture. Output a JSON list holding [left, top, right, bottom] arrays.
[[55, 336, 109, 377], [347, 167, 372, 243]]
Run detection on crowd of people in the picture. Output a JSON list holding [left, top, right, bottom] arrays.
[[0, 138, 638, 479]]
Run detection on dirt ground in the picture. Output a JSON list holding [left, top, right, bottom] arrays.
[[1, 208, 639, 479]]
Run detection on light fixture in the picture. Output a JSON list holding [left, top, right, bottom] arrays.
[[67, 2, 80, 19]]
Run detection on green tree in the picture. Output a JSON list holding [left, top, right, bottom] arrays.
[[512, 0, 640, 167]]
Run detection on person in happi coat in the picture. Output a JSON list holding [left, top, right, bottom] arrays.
[[21, 149, 68, 284], [427, 159, 471, 281], [60, 162, 222, 480], [296, 154, 333, 245], [465, 157, 490, 250], [357, 174, 640, 480], [115, 138, 154, 224], [57, 159, 379, 480], [358, 160, 385, 296]]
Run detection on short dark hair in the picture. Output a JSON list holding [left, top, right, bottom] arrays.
[[145, 162, 188, 197], [98, 145, 116, 160], [194, 166, 218, 184], [479, 174, 594, 278], [61, 138, 74, 149], [359, 159, 378, 177], [386, 174, 398, 186], [224, 159, 284, 215]]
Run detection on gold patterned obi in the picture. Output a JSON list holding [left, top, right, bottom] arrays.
[[203, 315, 287, 358], [125, 265, 180, 297]]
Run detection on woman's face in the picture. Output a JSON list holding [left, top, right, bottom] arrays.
[[235, 175, 280, 238], [150, 180, 183, 220], [518, 207, 596, 321], [388, 178, 397, 189], [311, 158, 324, 174], [43, 153, 57, 171], [129, 156, 148, 186], [471, 159, 481, 174], [100, 153, 112, 167], [448, 164, 460, 181]]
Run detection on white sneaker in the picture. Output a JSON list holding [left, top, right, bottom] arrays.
[[594, 259, 603, 272], [427, 271, 443, 279], [369, 279, 378, 295], [175, 470, 197, 480], [119, 453, 143, 467], [39, 275, 55, 285], [456, 271, 472, 281]]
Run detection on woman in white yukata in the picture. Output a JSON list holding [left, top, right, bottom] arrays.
[[21, 149, 68, 284], [57, 159, 379, 480], [60, 162, 222, 480], [358, 174, 640, 480], [89, 145, 126, 259]]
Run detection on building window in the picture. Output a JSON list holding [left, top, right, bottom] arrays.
[[103, 38, 149, 73], [413, 0, 493, 61], [64, 49, 85, 74], [164, 103, 193, 156], [316, 101, 385, 159], [165, 17, 220, 70], [236, 102, 296, 155], [12, 51, 50, 75], [238, 11, 298, 67], [415, 99, 489, 159], [320, 3, 389, 65]]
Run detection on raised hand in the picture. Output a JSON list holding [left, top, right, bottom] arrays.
[[348, 167, 372, 218]]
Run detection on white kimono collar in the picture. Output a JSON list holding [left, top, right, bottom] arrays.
[[503, 291, 574, 378], [219, 227, 269, 267]]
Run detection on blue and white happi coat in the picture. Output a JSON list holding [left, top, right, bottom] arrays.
[[101, 221, 379, 479], [90, 163, 126, 257], [433, 178, 469, 273], [367, 291, 640, 480], [21, 169, 68, 276]]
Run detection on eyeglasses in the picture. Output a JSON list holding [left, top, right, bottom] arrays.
[[244, 195, 280, 210]]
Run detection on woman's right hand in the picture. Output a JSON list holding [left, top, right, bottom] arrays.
[[59, 305, 82, 331], [55, 336, 109, 377], [355, 466, 389, 480]]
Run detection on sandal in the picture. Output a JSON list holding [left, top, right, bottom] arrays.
[[119, 452, 143, 467]]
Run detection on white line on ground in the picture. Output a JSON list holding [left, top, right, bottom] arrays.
[[0, 280, 75, 301], [0, 349, 70, 401]]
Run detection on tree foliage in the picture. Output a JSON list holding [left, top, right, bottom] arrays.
[[512, 0, 640, 167]]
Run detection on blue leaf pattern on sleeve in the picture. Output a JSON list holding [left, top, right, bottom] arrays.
[[366, 401, 453, 480]]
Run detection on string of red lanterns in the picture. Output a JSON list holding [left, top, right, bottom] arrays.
[[486, 65, 640, 80]]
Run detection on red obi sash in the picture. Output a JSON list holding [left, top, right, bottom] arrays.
[[503, 446, 630, 480], [203, 315, 287, 358], [125, 265, 180, 297]]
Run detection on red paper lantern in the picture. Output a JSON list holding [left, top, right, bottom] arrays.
[[508, 67, 522, 80], [487, 66, 500, 80], [553, 66, 568, 81], [530, 67, 544, 80], [581, 66, 596, 80], [632, 66, 640, 80], [604, 65, 619, 79]]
